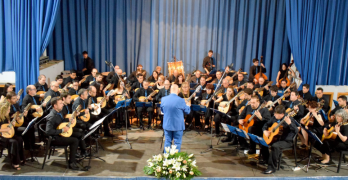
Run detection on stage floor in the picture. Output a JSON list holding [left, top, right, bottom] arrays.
[[0, 122, 348, 178]]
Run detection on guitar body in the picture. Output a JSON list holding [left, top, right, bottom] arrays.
[[1, 124, 15, 138], [57, 122, 73, 137], [321, 127, 337, 141], [71, 95, 79, 100], [36, 91, 46, 96], [238, 114, 255, 133], [304, 116, 314, 126], [217, 93, 224, 98], [64, 114, 77, 127], [11, 112, 24, 127], [200, 100, 209, 107], [31, 105, 43, 118], [264, 123, 283, 144], [91, 104, 101, 115], [254, 73, 268, 84], [139, 96, 148, 102], [218, 101, 230, 113], [97, 97, 107, 108], [80, 110, 90, 122], [277, 77, 290, 87], [258, 90, 264, 97], [114, 95, 125, 104]]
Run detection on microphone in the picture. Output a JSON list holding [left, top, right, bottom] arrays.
[[105, 61, 110, 66], [228, 62, 234, 69]]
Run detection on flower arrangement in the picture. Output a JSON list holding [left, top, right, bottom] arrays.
[[143, 145, 202, 180]]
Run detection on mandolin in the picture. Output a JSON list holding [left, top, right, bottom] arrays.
[[16, 89, 23, 103], [254, 56, 268, 84], [138, 90, 159, 102], [302, 106, 323, 126], [0, 114, 18, 138], [12, 103, 31, 127], [184, 85, 202, 106], [64, 105, 81, 128], [200, 89, 223, 107], [239, 102, 267, 133], [31, 96, 51, 118], [263, 109, 299, 144], [285, 99, 308, 114], [57, 106, 80, 137], [58, 82, 71, 93], [91, 89, 115, 115], [80, 98, 92, 122], [219, 91, 245, 113], [254, 81, 273, 97]]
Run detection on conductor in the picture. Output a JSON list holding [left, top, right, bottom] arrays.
[[161, 84, 191, 152]]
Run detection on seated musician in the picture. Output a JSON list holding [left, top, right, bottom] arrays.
[[277, 79, 290, 99], [216, 79, 229, 95], [83, 68, 98, 87], [60, 91, 86, 131], [0, 83, 14, 97], [213, 85, 237, 137], [46, 97, 87, 170], [154, 75, 165, 90], [133, 80, 154, 130], [147, 70, 159, 83], [174, 73, 185, 88], [0, 102, 25, 170], [249, 58, 266, 82], [330, 95, 347, 121], [238, 95, 271, 153], [22, 85, 47, 151], [106, 66, 120, 84], [178, 82, 195, 130], [8, 92, 28, 129], [262, 85, 280, 111], [34, 74, 48, 92], [299, 84, 314, 101], [64, 70, 80, 86], [69, 80, 80, 97], [72, 89, 93, 130], [107, 69, 125, 89], [212, 70, 223, 84], [278, 90, 305, 122], [197, 76, 207, 92], [237, 88, 253, 115], [56, 75, 67, 91], [262, 105, 299, 174], [275, 63, 288, 86], [202, 50, 215, 74], [317, 109, 348, 165], [82, 51, 95, 75], [190, 70, 201, 84], [223, 66, 235, 79], [156, 80, 171, 102], [111, 80, 131, 129], [90, 73, 104, 86], [168, 70, 179, 83], [131, 74, 144, 92], [195, 83, 214, 130], [44, 81, 61, 107], [313, 87, 330, 113], [128, 64, 147, 84], [155, 66, 162, 76], [254, 77, 270, 97], [232, 73, 246, 88], [300, 101, 327, 149]]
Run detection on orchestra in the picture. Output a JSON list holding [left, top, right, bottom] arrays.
[[1, 50, 347, 175]]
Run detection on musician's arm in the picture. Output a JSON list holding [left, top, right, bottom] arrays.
[[313, 112, 324, 126], [337, 126, 348, 142], [276, 71, 281, 83], [46, 117, 63, 136], [133, 89, 140, 102], [262, 119, 273, 132], [261, 109, 271, 122]]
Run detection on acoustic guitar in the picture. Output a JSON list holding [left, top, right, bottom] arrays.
[[238, 102, 267, 133], [31, 96, 51, 118], [57, 107, 80, 137], [263, 109, 299, 144], [254, 81, 273, 97], [64, 105, 81, 128], [253, 56, 268, 84], [0, 114, 18, 138], [219, 91, 245, 114], [80, 98, 92, 122], [12, 103, 31, 127], [266, 92, 291, 110]]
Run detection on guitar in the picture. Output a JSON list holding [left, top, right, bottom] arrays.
[[281, 82, 296, 100], [200, 89, 223, 107], [64, 105, 81, 128], [230, 68, 242, 80], [254, 56, 268, 84], [91, 89, 115, 115], [31, 96, 51, 118], [68, 76, 88, 88], [263, 109, 299, 144], [218, 91, 245, 113], [302, 106, 323, 126], [57, 107, 79, 137], [184, 85, 202, 106], [266, 92, 291, 110], [80, 98, 92, 122], [239, 102, 267, 133], [0, 114, 18, 138], [12, 103, 31, 127], [285, 99, 308, 114], [138, 90, 159, 102], [254, 81, 273, 97], [58, 82, 71, 93]]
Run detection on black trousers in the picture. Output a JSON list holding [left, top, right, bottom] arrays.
[[193, 109, 213, 127], [0, 135, 25, 165], [51, 136, 80, 164], [136, 107, 153, 127], [317, 139, 348, 156], [264, 140, 293, 171], [213, 112, 233, 134], [100, 108, 115, 135], [22, 125, 36, 150]]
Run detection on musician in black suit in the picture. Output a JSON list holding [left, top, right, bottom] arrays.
[[190, 70, 201, 84], [46, 97, 87, 170], [279, 91, 305, 122], [299, 84, 314, 101], [155, 66, 162, 76], [56, 75, 66, 90], [238, 95, 271, 153], [21, 85, 47, 151], [262, 105, 299, 174], [107, 68, 124, 88], [34, 74, 48, 92], [69, 80, 80, 96], [211, 71, 223, 84], [254, 77, 270, 97], [195, 83, 214, 130], [330, 95, 347, 121], [64, 70, 80, 86], [262, 85, 279, 103], [72, 89, 93, 130], [128, 64, 147, 84], [168, 69, 179, 83], [82, 51, 95, 76], [131, 74, 144, 92], [7, 92, 28, 136], [82, 68, 98, 88], [249, 58, 266, 82], [178, 82, 195, 130], [60, 91, 86, 131], [313, 87, 330, 113], [133, 81, 154, 130], [232, 73, 246, 89], [44, 81, 61, 107], [156, 80, 171, 102]]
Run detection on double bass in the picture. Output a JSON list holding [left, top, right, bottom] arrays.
[[253, 56, 268, 84]]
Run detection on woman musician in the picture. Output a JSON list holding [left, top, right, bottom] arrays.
[[174, 73, 185, 88], [111, 80, 131, 129]]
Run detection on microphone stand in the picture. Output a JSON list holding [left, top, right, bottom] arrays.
[[201, 63, 233, 154]]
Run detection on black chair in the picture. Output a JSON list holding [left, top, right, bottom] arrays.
[[277, 133, 298, 170], [337, 150, 348, 173], [38, 124, 69, 169]]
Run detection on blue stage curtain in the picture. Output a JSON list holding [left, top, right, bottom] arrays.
[[0, 0, 60, 98], [286, 0, 348, 92], [48, 0, 290, 81]]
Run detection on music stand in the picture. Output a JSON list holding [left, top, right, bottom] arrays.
[[82, 125, 104, 170], [297, 125, 323, 172], [22, 117, 39, 136], [114, 99, 133, 149], [184, 105, 205, 136]]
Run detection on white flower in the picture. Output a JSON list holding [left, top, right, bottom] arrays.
[[156, 166, 161, 172], [171, 145, 177, 151], [165, 147, 170, 153], [182, 165, 188, 171], [163, 153, 169, 159], [173, 162, 181, 171], [177, 156, 183, 162], [148, 162, 154, 167], [188, 154, 194, 158], [157, 154, 162, 161], [192, 160, 197, 167], [163, 159, 169, 167], [190, 171, 194, 175], [175, 149, 179, 153], [176, 172, 181, 178], [183, 173, 186, 178], [170, 148, 176, 155], [147, 158, 152, 162], [188, 159, 192, 162]]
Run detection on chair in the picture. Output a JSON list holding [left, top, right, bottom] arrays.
[[337, 150, 348, 173], [38, 124, 69, 169], [277, 133, 298, 170]]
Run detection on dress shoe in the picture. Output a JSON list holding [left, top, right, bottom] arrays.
[[263, 169, 275, 174], [258, 160, 267, 165], [147, 126, 153, 130], [248, 149, 256, 155], [221, 137, 232, 143], [69, 162, 81, 171], [139, 126, 144, 130]]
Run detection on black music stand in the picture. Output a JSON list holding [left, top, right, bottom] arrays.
[[297, 125, 323, 172], [82, 125, 104, 170], [22, 117, 40, 162], [184, 104, 206, 136], [222, 123, 249, 152], [114, 99, 133, 149]]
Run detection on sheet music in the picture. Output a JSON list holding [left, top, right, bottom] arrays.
[[221, 123, 230, 132]]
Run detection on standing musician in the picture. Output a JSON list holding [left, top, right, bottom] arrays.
[[254, 77, 270, 97], [131, 74, 144, 92], [178, 82, 195, 130], [111, 80, 131, 129], [238, 95, 271, 154], [0, 102, 25, 170], [313, 87, 330, 113], [299, 84, 314, 101], [299, 101, 326, 148], [44, 81, 61, 107], [212, 71, 223, 84], [317, 109, 348, 165], [202, 50, 215, 74], [168, 70, 179, 83], [22, 85, 47, 151], [34, 74, 48, 92], [69, 80, 80, 97], [82, 51, 95, 76], [156, 80, 171, 102], [147, 70, 159, 83], [174, 73, 185, 88], [132, 80, 154, 130], [190, 70, 201, 84], [330, 95, 347, 121], [196, 84, 214, 131], [249, 58, 266, 82], [213, 85, 237, 137], [275, 63, 288, 86], [128, 64, 147, 84], [232, 73, 246, 89], [262, 105, 299, 174], [46, 97, 87, 170], [161, 84, 191, 152]]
